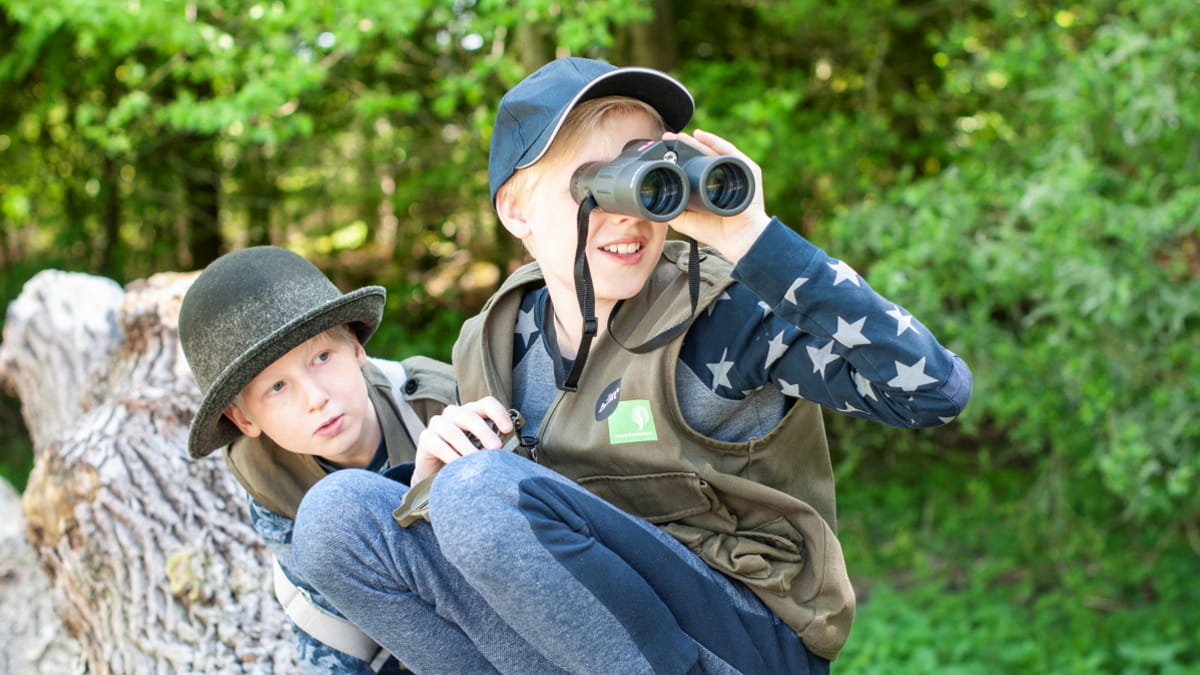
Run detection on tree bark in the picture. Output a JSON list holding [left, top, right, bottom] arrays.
[[0, 476, 83, 673], [0, 269, 298, 674]]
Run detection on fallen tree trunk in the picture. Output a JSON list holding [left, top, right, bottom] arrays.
[[0, 269, 298, 673], [0, 475, 83, 673]]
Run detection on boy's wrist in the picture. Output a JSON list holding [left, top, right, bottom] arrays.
[[731, 217, 820, 298], [714, 211, 772, 264]]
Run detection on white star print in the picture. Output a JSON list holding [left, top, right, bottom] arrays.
[[764, 330, 788, 370], [888, 357, 938, 391], [886, 304, 919, 336], [852, 371, 877, 401], [806, 340, 841, 379], [706, 348, 735, 391], [832, 316, 871, 348], [827, 260, 861, 287], [515, 308, 538, 348], [777, 379, 803, 398], [757, 300, 773, 318], [837, 402, 866, 415], [784, 277, 809, 304], [938, 416, 957, 425]]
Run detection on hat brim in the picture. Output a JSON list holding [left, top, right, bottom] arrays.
[[514, 67, 695, 171], [187, 286, 385, 459]]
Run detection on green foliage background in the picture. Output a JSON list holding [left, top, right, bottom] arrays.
[[1, 0, 1197, 671]]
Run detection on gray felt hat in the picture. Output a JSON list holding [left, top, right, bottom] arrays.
[[488, 57, 694, 205], [178, 246, 385, 459]]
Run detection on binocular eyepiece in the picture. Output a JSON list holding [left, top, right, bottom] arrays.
[[570, 139, 755, 221]]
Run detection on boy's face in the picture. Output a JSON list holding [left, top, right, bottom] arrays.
[[224, 331, 379, 467], [500, 109, 668, 312]]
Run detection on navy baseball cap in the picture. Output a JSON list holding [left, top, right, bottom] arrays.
[[488, 57, 695, 205]]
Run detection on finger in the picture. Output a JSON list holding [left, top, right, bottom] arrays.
[[417, 423, 477, 462], [413, 443, 451, 484], [420, 409, 477, 454], [447, 408, 503, 449], [432, 404, 504, 450], [661, 131, 716, 157], [692, 128, 739, 154], [466, 396, 514, 434]]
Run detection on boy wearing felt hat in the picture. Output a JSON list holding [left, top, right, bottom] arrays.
[[292, 57, 973, 672], [178, 246, 455, 674]]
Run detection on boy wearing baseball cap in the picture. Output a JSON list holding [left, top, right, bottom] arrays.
[[178, 246, 455, 674], [294, 57, 972, 672]]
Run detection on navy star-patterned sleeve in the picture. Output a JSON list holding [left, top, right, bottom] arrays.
[[682, 217, 971, 428]]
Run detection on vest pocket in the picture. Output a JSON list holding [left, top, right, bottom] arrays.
[[581, 471, 810, 596], [663, 518, 806, 593], [577, 471, 713, 524]]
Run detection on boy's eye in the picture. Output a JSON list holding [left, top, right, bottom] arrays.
[[315, 350, 332, 363], [270, 381, 285, 393]]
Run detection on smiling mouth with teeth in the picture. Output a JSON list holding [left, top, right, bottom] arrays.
[[602, 243, 642, 255]]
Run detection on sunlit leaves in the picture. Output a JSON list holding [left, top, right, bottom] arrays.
[[826, 0, 1200, 525]]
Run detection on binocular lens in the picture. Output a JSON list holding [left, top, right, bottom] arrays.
[[638, 167, 686, 217], [701, 162, 752, 213], [569, 139, 754, 221]]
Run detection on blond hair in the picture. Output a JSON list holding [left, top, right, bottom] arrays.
[[322, 324, 357, 346], [496, 96, 666, 208], [230, 325, 359, 408]]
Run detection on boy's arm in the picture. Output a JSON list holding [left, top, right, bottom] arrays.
[[686, 218, 970, 428], [665, 128, 969, 426]]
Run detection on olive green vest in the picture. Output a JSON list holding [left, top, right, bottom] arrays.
[[224, 356, 456, 520], [453, 241, 855, 661]]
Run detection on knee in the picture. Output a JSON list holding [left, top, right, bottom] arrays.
[[428, 451, 548, 570], [429, 450, 529, 516], [293, 469, 388, 588]]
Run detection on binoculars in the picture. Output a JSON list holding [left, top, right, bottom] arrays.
[[570, 139, 755, 221], [466, 409, 528, 453]]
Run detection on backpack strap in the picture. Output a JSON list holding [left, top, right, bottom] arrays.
[[272, 557, 393, 670], [370, 357, 428, 438]]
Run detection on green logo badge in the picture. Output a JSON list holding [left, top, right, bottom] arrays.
[[608, 400, 658, 444]]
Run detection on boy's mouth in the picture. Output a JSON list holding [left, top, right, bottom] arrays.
[[315, 414, 344, 437], [600, 242, 642, 255]]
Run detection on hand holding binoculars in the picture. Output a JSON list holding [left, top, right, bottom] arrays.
[[570, 138, 755, 222]]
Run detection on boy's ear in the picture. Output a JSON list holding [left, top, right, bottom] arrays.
[[495, 193, 530, 239], [223, 403, 262, 438], [353, 338, 367, 368]]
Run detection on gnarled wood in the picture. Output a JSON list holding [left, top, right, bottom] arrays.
[[0, 270, 298, 674], [0, 476, 83, 674]]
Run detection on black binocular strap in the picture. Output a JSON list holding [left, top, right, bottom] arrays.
[[549, 194, 600, 392], [551, 195, 700, 392]]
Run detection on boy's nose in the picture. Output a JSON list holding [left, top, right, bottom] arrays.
[[299, 378, 329, 411], [595, 209, 645, 227]]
